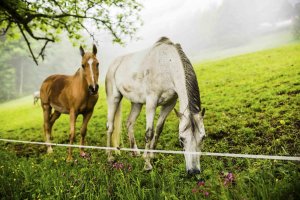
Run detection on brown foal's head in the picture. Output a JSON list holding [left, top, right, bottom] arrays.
[[80, 44, 99, 95]]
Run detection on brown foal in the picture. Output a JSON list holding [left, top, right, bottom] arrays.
[[40, 45, 99, 161]]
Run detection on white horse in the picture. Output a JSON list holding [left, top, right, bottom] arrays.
[[33, 91, 40, 105], [105, 37, 206, 175]]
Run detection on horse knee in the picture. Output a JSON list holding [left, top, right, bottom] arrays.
[[106, 121, 114, 132]]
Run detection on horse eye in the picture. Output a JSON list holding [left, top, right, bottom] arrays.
[[96, 63, 99, 68], [82, 64, 84, 68]]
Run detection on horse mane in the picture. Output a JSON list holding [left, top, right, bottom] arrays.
[[155, 37, 201, 114], [175, 43, 201, 114]]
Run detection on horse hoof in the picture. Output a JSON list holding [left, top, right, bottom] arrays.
[[149, 152, 155, 159], [80, 152, 91, 160], [66, 156, 73, 162], [47, 148, 53, 154], [130, 150, 140, 157], [143, 162, 153, 171], [108, 156, 115, 163]]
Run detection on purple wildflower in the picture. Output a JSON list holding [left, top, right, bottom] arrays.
[[227, 172, 234, 182], [127, 165, 132, 172], [204, 191, 209, 197], [222, 172, 235, 186], [197, 180, 205, 187]]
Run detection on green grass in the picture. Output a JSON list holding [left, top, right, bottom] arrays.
[[0, 42, 300, 199]]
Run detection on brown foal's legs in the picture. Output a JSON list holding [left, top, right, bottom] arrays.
[[79, 111, 93, 157], [42, 104, 53, 153], [67, 109, 77, 162]]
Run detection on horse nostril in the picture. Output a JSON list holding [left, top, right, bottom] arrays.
[[88, 85, 94, 93], [95, 84, 99, 92]]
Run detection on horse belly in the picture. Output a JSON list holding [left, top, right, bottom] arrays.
[[118, 82, 146, 103], [158, 89, 177, 105], [50, 103, 70, 114]]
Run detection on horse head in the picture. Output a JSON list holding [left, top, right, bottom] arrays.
[[80, 44, 99, 95], [175, 108, 206, 175]]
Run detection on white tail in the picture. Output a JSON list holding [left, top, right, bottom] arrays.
[[111, 103, 122, 148]]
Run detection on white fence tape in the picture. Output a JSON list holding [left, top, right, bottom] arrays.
[[0, 138, 299, 161]]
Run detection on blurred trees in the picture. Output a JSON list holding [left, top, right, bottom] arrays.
[[0, 36, 82, 102], [292, 2, 300, 39], [0, 0, 142, 102], [0, 0, 142, 65]]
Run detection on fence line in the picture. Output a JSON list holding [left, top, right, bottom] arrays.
[[0, 138, 299, 161]]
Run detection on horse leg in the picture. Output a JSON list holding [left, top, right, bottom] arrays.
[[42, 104, 53, 153], [143, 97, 158, 171], [150, 100, 176, 158], [106, 95, 122, 162], [79, 111, 93, 158], [49, 110, 61, 131], [126, 103, 142, 156], [67, 109, 77, 162]]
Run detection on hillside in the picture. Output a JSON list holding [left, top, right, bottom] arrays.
[[0, 42, 299, 199]]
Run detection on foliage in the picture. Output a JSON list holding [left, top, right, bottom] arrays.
[[0, 0, 142, 65], [0, 43, 300, 199]]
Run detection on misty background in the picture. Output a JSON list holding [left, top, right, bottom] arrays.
[[0, 0, 299, 102]]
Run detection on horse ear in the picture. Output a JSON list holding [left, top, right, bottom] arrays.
[[80, 46, 85, 57], [201, 108, 206, 117], [93, 44, 97, 55], [174, 108, 183, 118]]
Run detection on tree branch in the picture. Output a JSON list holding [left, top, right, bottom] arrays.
[[0, 20, 11, 36], [16, 22, 38, 65]]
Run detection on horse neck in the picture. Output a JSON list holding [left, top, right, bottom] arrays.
[[171, 61, 190, 114], [73, 68, 88, 89]]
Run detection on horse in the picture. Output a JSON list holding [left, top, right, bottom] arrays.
[[105, 37, 206, 175], [40, 44, 99, 161], [33, 91, 40, 105]]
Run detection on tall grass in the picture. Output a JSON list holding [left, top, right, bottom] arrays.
[[0, 42, 300, 199]]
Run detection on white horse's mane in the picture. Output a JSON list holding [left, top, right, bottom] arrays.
[[155, 36, 201, 114]]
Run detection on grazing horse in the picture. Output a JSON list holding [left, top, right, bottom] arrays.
[[106, 37, 206, 175], [40, 45, 99, 161]]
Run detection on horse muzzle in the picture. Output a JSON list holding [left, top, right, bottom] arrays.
[[88, 84, 99, 95]]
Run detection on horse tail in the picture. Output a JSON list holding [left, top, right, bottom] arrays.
[[112, 103, 122, 148]]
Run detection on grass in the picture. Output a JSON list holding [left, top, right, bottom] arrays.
[[0, 42, 300, 199]]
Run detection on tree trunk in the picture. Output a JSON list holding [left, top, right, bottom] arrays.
[[19, 62, 24, 95]]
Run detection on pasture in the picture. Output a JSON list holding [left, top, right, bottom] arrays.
[[0, 42, 300, 199]]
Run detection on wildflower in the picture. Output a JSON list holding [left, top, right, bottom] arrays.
[[127, 165, 132, 172], [204, 191, 209, 197], [192, 188, 198, 193], [197, 180, 205, 187], [227, 172, 234, 182], [222, 172, 235, 186], [112, 162, 125, 170]]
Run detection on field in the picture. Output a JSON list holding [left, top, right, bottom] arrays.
[[0, 43, 300, 199]]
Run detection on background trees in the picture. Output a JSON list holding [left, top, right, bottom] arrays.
[[0, 0, 142, 102], [0, 0, 142, 65]]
